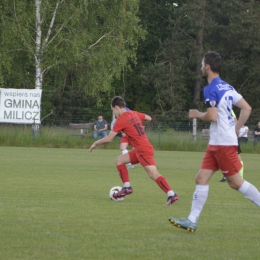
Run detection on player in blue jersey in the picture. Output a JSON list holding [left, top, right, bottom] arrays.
[[169, 51, 260, 232]]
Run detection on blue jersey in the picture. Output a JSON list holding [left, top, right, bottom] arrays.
[[203, 77, 242, 145]]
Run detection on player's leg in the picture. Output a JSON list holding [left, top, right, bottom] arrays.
[[135, 151, 178, 205], [226, 174, 260, 207], [169, 145, 217, 232], [144, 165, 179, 205], [120, 140, 134, 169], [115, 152, 131, 187], [220, 144, 243, 181], [226, 174, 260, 206], [113, 151, 138, 199], [169, 168, 214, 232], [220, 146, 260, 206]]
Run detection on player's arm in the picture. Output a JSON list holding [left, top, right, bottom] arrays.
[[142, 114, 152, 126], [234, 98, 252, 135], [189, 107, 217, 122], [255, 129, 260, 136], [88, 131, 118, 152]]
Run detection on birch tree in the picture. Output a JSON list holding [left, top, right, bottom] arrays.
[[35, 0, 62, 90], [0, 0, 144, 109]]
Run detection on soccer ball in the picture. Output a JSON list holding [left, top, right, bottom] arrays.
[[109, 186, 125, 202]]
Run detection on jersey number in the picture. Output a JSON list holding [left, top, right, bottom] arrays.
[[225, 96, 233, 120], [133, 123, 145, 136]]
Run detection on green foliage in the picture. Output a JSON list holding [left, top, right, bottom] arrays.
[[138, 0, 260, 121], [1, 1, 260, 122], [0, 0, 145, 119], [139, 1, 200, 117]]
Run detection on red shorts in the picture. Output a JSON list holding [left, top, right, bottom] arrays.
[[201, 145, 242, 176], [128, 149, 156, 167], [121, 136, 129, 144]]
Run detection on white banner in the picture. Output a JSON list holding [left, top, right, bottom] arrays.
[[0, 88, 42, 124]]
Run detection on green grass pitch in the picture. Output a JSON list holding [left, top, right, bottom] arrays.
[[1, 146, 259, 260]]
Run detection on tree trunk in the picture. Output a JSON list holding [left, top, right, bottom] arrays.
[[35, 0, 42, 90]]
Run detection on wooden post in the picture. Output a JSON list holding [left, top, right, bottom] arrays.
[[193, 118, 197, 140]]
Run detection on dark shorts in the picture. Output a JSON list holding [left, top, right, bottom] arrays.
[[237, 143, 241, 154]]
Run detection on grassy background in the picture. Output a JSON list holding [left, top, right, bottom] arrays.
[[1, 147, 260, 260], [0, 124, 260, 153]]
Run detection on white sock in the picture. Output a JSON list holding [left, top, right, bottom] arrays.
[[124, 182, 131, 188], [122, 149, 132, 166], [167, 190, 174, 197], [188, 185, 209, 224], [238, 180, 260, 206]]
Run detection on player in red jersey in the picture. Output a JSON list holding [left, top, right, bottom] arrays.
[[111, 108, 135, 169], [88, 96, 178, 205]]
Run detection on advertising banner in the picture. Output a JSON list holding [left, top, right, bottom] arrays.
[[0, 88, 42, 124]]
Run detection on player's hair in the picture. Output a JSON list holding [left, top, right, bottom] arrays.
[[111, 96, 126, 108], [203, 51, 222, 73]]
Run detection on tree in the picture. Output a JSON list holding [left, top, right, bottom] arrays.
[[139, 1, 198, 119], [0, 0, 145, 119], [203, 0, 260, 122], [138, 0, 260, 122]]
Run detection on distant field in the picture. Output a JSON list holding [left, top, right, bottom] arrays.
[[1, 147, 260, 260], [1, 124, 260, 154]]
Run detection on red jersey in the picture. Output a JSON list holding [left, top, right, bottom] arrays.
[[113, 110, 153, 153]]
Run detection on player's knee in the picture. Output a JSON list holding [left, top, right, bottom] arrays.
[[148, 173, 155, 180], [227, 180, 240, 190], [115, 155, 128, 166], [227, 182, 239, 190], [195, 174, 202, 184], [147, 170, 160, 180], [195, 174, 208, 185]]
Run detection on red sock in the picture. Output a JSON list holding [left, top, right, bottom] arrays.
[[117, 165, 129, 183], [155, 176, 172, 193]]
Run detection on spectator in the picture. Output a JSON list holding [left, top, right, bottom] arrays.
[[238, 124, 249, 143], [93, 114, 108, 139], [253, 121, 260, 146]]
